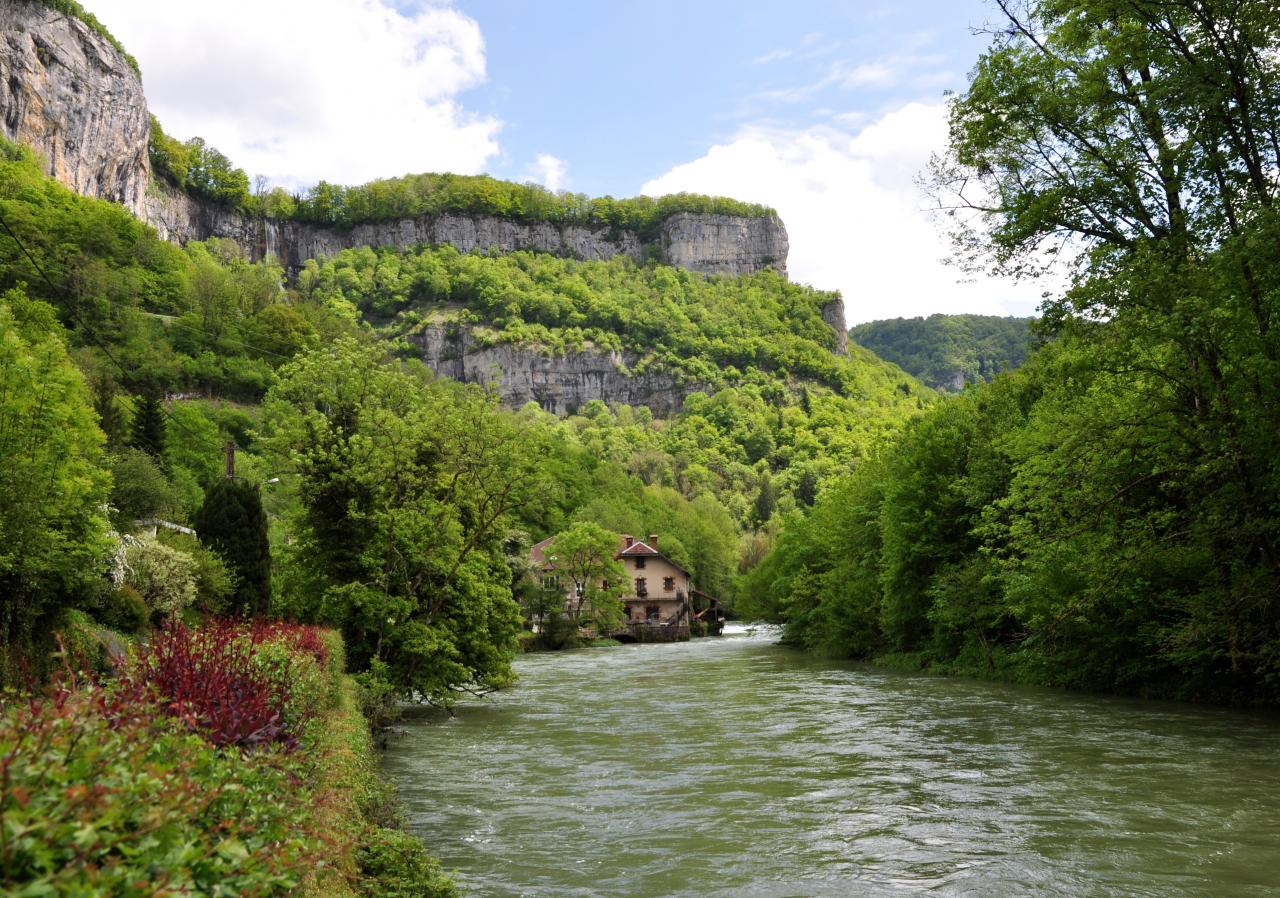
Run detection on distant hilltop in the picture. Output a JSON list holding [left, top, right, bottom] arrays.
[[0, 0, 789, 279]]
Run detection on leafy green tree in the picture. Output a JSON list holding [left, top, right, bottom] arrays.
[[547, 522, 627, 633], [0, 290, 111, 675], [263, 339, 546, 703], [108, 447, 181, 527], [752, 473, 778, 528], [193, 478, 271, 616]]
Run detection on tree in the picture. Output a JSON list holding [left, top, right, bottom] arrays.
[[193, 478, 271, 616], [0, 290, 111, 673], [263, 338, 547, 703], [108, 447, 181, 527], [130, 391, 166, 461], [923, 0, 1280, 699], [547, 522, 627, 634], [752, 472, 778, 527]]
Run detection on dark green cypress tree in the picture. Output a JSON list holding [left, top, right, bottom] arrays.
[[130, 391, 167, 460], [753, 472, 778, 527], [193, 478, 271, 616], [92, 375, 128, 448], [795, 468, 819, 507]]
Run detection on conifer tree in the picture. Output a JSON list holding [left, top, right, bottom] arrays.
[[753, 472, 778, 527], [193, 478, 270, 616], [130, 391, 166, 461]]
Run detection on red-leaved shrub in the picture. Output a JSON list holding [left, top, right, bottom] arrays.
[[252, 620, 331, 667], [115, 620, 297, 750]]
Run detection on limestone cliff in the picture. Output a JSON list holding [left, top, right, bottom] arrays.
[[143, 177, 646, 272], [821, 298, 849, 355], [659, 212, 788, 278], [409, 325, 703, 417], [143, 178, 788, 279], [0, 2, 148, 215], [0, 0, 843, 419]]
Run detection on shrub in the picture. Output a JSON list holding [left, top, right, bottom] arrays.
[[52, 608, 109, 674], [108, 446, 182, 526], [123, 537, 198, 619], [98, 584, 150, 634], [116, 621, 299, 749], [0, 685, 312, 897], [357, 828, 457, 898]]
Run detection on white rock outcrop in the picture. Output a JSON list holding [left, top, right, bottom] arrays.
[[0, 3, 149, 216]]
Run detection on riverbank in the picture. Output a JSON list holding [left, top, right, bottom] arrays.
[[0, 623, 454, 898]]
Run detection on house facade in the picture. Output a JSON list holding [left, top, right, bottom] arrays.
[[616, 534, 690, 627], [529, 531, 720, 640]]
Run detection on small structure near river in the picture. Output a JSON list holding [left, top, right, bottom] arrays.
[[530, 532, 724, 642]]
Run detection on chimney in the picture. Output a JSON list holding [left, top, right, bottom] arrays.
[[623, 534, 634, 548], [648, 534, 659, 548]]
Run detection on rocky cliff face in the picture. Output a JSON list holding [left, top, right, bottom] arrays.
[[143, 177, 647, 272], [659, 212, 788, 278], [144, 178, 788, 279], [0, 3, 148, 216], [821, 298, 849, 355], [409, 326, 702, 417]]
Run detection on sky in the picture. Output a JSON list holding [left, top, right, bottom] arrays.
[[87, 0, 1050, 324]]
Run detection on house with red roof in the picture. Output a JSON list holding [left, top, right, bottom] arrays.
[[530, 531, 723, 641], [616, 533, 689, 628]]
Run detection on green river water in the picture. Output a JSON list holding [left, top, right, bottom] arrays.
[[381, 626, 1280, 897]]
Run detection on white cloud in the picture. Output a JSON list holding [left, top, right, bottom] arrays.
[[91, 0, 500, 188], [523, 153, 568, 192], [642, 102, 1046, 324], [752, 48, 793, 65]]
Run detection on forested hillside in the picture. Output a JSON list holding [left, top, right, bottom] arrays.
[[849, 314, 1033, 390], [745, 0, 1280, 706], [0, 132, 927, 694]]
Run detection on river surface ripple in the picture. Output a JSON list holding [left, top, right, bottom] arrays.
[[381, 627, 1280, 897]]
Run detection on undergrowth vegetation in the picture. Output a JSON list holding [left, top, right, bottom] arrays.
[[0, 623, 454, 898]]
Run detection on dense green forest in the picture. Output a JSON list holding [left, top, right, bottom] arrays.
[[745, 0, 1280, 705], [10, 0, 1279, 714], [149, 117, 774, 235], [0, 132, 925, 696], [849, 314, 1034, 390]]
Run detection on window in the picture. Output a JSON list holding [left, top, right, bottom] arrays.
[[663, 576, 675, 592], [645, 605, 661, 622], [541, 574, 560, 590], [602, 580, 609, 590], [635, 577, 648, 597], [634, 557, 646, 569]]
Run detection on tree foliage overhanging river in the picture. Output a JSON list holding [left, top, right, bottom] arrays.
[[381, 629, 1280, 897]]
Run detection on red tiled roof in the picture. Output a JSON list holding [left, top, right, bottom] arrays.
[[530, 536, 556, 568], [616, 537, 690, 577]]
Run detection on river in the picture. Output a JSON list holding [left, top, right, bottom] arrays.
[[381, 626, 1280, 897]]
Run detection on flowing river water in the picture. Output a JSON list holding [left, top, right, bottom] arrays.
[[381, 626, 1280, 897]]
